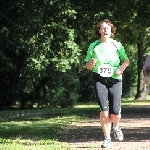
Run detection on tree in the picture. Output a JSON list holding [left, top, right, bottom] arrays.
[[0, 0, 81, 109], [103, 0, 150, 99]]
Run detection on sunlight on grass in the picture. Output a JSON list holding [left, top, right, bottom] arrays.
[[0, 98, 150, 150], [75, 98, 150, 108], [0, 139, 70, 150], [121, 97, 150, 106], [0, 111, 84, 150], [74, 104, 99, 108]]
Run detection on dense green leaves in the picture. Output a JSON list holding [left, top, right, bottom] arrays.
[[0, 0, 150, 109], [0, 0, 80, 108]]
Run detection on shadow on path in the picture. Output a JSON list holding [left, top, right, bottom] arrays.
[[58, 107, 150, 149]]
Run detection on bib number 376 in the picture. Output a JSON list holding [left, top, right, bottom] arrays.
[[98, 64, 113, 77]]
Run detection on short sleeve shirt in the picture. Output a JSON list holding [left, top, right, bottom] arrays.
[[143, 56, 150, 70], [85, 39, 128, 79], [143, 56, 150, 77]]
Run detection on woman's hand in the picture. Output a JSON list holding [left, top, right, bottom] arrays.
[[143, 76, 148, 84], [85, 58, 97, 70], [116, 59, 129, 75], [116, 66, 124, 75]]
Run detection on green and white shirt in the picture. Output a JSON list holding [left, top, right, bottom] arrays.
[[85, 38, 128, 79]]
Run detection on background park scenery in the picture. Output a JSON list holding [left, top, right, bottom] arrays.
[[0, 0, 150, 149]]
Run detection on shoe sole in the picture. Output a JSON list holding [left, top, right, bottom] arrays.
[[101, 145, 111, 149], [114, 134, 123, 141], [101, 144, 111, 149]]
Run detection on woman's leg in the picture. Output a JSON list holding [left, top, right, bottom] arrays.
[[93, 79, 112, 148], [100, 111, 112, 138], [111, 113, 121, 128], [108, 81, 123, 141], [93, 81, 110, 137]]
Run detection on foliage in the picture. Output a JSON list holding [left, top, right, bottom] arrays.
[[122, 45, 137, 97], [50, 70, 80, 108], [0, 0, 150, 109], [0, 0, 80, 109]]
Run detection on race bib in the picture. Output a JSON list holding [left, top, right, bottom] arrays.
[[98, 64, 113, 77]]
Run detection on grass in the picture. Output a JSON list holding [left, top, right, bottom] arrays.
[[0, 107, 95, 150], [0, 99, 150, 150], [75, 98, 150, 108], [121, 95, 150, 106]]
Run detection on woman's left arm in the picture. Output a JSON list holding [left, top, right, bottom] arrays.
[[116, 59, 129, 75]]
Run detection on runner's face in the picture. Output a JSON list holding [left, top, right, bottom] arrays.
[[99, 22, 111, 39]]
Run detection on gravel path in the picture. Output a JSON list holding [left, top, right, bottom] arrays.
[[59, 107, 150, 150]]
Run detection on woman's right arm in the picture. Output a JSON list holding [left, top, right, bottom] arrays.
[[85, 58, 97, 70]]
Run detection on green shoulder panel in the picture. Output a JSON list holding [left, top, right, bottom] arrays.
[[85, 40, 100, 62]]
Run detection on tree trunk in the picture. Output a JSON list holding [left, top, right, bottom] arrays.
[[135, 41, 146, 100], [134, 0, 148, 100]]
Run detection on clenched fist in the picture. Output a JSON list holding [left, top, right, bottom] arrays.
[[86, 58, 97, 70]]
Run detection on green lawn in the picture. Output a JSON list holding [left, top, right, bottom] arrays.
[[0, 107, 94, 150], [75, 98, 150, 108], [0, 99, 150, 150]]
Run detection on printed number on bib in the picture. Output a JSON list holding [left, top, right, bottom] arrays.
[[98, 64, 113, 77]]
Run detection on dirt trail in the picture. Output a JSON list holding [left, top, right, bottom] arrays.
[[59, 107, 150, 150]]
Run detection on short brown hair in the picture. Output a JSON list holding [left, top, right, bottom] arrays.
[[93, 19, 116, 38]]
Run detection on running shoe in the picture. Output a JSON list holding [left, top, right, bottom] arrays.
[[101, 138, 111, 148], [113, 127, 123, 141]]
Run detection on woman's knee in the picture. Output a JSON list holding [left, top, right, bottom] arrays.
[[111, 113, 121, 120], [100, 111, 110, 120], [111, 107, 121, 115]]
